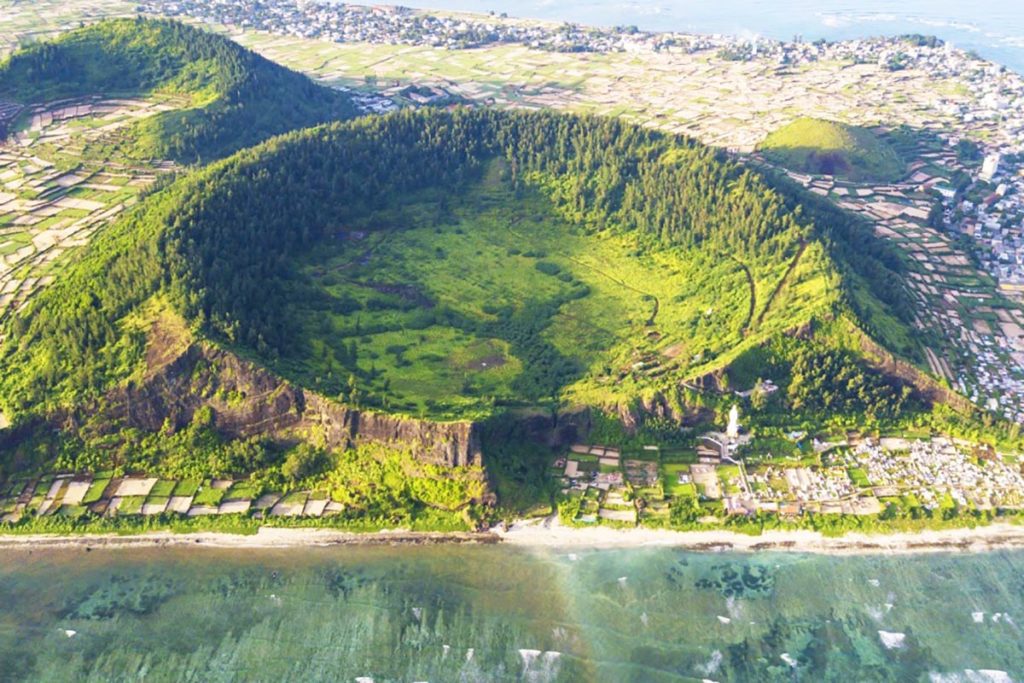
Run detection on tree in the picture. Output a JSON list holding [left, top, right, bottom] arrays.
[[750, 378, 768, 411], [282, 444, 325, 483]]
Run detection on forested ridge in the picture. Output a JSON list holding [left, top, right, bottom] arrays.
[[0, 108, 917, 420], [0, 18, 357, 161]]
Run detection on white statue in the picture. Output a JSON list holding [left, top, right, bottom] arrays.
[[726, 404, 740, 439]]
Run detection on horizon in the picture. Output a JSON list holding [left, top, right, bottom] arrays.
[[381, 0, 1024, 74]]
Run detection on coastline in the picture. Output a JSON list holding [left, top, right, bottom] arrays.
[[4, 519, 1024, 555]]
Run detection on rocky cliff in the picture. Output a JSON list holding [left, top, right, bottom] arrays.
[[72, 319, 483, 468]]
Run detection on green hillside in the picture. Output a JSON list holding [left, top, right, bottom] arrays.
[[0, 108, 920, 428], [758, 117, 906, 182], [0, 18, 357, 162]]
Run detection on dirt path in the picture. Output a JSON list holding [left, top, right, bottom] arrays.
[[730, 256, 756, 336], [754, 240, 808, 330]]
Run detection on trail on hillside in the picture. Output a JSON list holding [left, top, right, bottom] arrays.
[[729, 256, 756, 336], [754, 240, 809, 330]]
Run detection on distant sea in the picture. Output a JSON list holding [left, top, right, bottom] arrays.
[[3, 545, 1024, 680], [392, 0, 1024, 74]]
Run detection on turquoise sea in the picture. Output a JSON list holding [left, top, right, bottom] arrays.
[[2, 544, 1023, 681], [390, 0, 1024, 74]]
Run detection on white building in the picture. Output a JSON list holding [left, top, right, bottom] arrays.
[[981, 153, 1002, 183]]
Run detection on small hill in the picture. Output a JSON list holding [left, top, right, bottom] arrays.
[[0, 18, 357, 162], [758, 117, 905, 182]]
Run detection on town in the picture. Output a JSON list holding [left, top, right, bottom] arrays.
[[551, 408, 1024, 528]]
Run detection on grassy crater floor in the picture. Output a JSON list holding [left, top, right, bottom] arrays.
[[275, 160, 834, 420]]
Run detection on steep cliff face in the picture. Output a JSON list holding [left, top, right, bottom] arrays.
[[81, 319, 483, 468], [615, 393, 714, 432], [303, 395, 482, 467]]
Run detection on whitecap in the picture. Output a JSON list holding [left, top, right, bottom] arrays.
[[412, 607, 422, 621], [717, 615, 731, 624], [567, 553, 578, 561], [868, 578, 880, 587], [878, 630, 906, 649], [640, 612, 649, 627], [63, 629, 76, 638], [781, 653, 797, 668], [355, 678, 374, 683], [617, 576, 628, 586], [968, 670, 1012, 683]]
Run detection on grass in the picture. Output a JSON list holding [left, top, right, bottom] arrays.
[[280, 160, 836, 421], [117, 496, 145, 515], [192, 484, 225, 507], [759, 117, 906, 182], [225, 480, 261, 501], [172, 479, 201, 497], [662, 463, 695, 497], [81, 478, 110, 504], [279, 491, 308, 506], [149, 479, 176, 498], [848, 467, 871, 487]]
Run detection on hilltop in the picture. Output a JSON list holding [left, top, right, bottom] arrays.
[[0, 18, 357, 162], [0, 109, 930, 441], [758, 118, 906, 183]]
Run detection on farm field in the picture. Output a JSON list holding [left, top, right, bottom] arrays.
[[0, 0, 134, 56], [0, 96, 178, 330], [227, 29, 971, 153]]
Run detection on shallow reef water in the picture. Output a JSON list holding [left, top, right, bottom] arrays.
[[1, 545, 1022, 681]]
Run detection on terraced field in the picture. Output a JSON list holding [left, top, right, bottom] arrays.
[[0, 96, 178, 330]]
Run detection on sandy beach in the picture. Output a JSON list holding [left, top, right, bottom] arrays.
[[3, 519, 1024, 554], [496, 518, 1024, 555], [0, 528, 500, 551]]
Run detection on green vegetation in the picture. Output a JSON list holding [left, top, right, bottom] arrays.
[[0, 108, 917, 428], [0, 18, 356, 161], [0, 35, 988, 535], [0, 442, 485, 533], [192, 485, 225, 507], [759, 117, 906, 182]]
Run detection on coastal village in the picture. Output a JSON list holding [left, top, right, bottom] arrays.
[[5, 404, 1023, 528], [552, 408, 1024, 527]]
